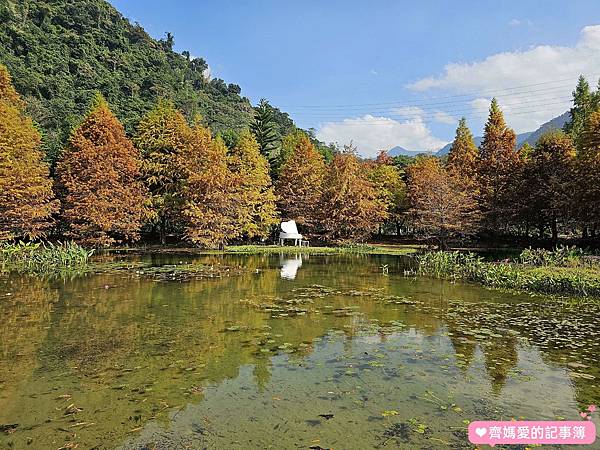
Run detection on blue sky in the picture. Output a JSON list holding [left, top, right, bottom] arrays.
[[110, 0, 600, 156]]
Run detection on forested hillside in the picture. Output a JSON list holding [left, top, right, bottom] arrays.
[[0, 0, 293, 161], [522, 112, 571, 147]]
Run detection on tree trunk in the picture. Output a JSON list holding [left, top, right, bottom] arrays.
[[438, 230, 447, 251], [551, 218, 558, 243], [159, 217, 167, 245]]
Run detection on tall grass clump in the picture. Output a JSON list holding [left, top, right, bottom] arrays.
[[417, 251, 485, 279], [417, 247, 600, 299], [519, 245, 588, 267], [0, 241, 94, 273]]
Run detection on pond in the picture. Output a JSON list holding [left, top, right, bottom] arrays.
[[1, 253, 599, 449]]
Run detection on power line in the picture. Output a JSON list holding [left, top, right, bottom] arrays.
[[289, 97, 572, 119], [288, 88, 571, 114], [308, 101, 572, 126], [285, 83, 576, 111], [279, 72, 598, 110], [290, 98, 573, 121]]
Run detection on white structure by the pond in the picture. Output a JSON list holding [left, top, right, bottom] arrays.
[[278, 220, 309, 246]]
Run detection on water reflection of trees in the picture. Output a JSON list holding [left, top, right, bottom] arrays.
[[1, 254, 598, 448], [436, 298, 598, 404], [0, 274, 57, 431]]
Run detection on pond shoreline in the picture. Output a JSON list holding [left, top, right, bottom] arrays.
[[105, 243, 422, 256], [4, 243, 600, 302]]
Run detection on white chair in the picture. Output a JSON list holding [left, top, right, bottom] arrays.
[[279, 220, 305, 246]]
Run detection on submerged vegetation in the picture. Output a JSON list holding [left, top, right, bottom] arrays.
[[417, 246, 600, 299], [2, 252, 599, 448]]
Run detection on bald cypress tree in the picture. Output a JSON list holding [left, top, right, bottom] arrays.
[[228, 130, 278, 239], [56, 94, 149, 246], [477, 98, 518, 231], [135, 100, 191, 243], [319, 148, 387, 243], [276, 133, 325, 234], [524, 131, 575, 242], [447, 117, 478, 179], [368, 155, 408, 235], [407, 157, 480, 249], [575, 111, 600, 236], [0, 65, 57, 241], [0, 64, 23, 108], [180, 128, 240, 248]]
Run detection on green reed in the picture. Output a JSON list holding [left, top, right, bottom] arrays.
[[417, 249, 600, 299], [0, 241, 94, 274]]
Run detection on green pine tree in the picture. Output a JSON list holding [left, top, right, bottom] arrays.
[[251, 99, 280, 163], [564, 75, 593, 151]]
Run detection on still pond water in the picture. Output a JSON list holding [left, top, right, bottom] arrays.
[[1, 253, 599, 449]]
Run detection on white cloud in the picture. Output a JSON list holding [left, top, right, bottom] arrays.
[[433, 110, 457, 125], [316, 114, 449, 158], [471, 97, 491, 114], [407, 25, 600, 132], [370, 69, 378, 76]]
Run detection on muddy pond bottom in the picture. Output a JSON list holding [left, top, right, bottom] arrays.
[[1, 253, 599, 449]]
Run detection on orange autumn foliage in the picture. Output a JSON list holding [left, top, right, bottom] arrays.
[[276, 134, 325, 234], [228, 130, 278, 239], [319, 148, 387, 243], [0, 65, 23, 108], [447, 117, 478, 180], [180, 128, 241, 248], [407, 157, 479, 249], [56, 94, 149, 246], [575, 111, 600, 230], [0, 65, 57, 241], [477, 98, 519, 230]]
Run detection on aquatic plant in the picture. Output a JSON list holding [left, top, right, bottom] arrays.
[[0, 241, 93, 273], [416, 251, 485, 279], [417, 250, 600, 298], [519, 246, 589, 267]]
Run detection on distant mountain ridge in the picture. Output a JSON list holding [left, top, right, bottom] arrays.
[[388, 145, 434, 157], [436, 131, 533, 156], [521, 111, 570, 147]]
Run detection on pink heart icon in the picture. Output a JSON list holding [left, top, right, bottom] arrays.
[[589, 405, 597, 413], [580, 412, 588, 418]]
